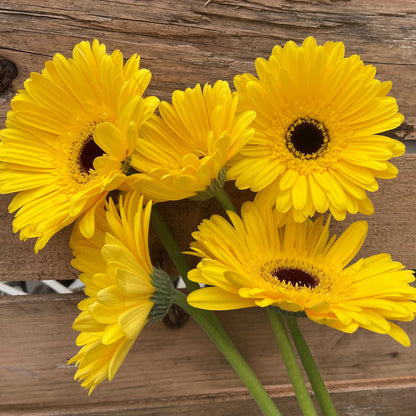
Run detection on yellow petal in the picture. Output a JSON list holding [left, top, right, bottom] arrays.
[[187, 287, 256, 310], [108, 338, 136, 380], [327, 221, 368, 267], [94, 122, 128, 161], [118, 302, 153, 339]]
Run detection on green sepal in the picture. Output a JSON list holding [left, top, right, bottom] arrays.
[[122, 155, 138, 176], [149, 267, 174, 322], [189, 167, 226, 202]]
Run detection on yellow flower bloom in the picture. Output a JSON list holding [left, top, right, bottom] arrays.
[[129, 80, 256, 202], [228, 37, 405, 222], [0, 39, 159, 251], [68, 192, 158, 394], [187, 201, 416, 346]]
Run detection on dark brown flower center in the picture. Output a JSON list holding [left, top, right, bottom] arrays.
[[78, 134, 104, 174], [271, 267, 318, 289], [285, 118, 329, 159]]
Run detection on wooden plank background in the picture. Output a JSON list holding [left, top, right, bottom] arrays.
[[1, 1, 416, 415], [1, 294, 415, 416]]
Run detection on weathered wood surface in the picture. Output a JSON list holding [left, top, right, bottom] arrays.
[[1, 294, 415, 416], [1, 1, 416, 415]]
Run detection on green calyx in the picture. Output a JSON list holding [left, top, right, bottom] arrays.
[[269, 306, 307, 318], [149, 267, 175, 322], [190, 166, 226, 202], [121, 155, 136, 176]]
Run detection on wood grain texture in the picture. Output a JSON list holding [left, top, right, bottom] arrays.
[[0, 294, 415, 415], [1, 1, 416, 415]]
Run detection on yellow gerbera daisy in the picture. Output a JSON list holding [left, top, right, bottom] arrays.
[[228, 37, 405, 222], [0, 39, 159, 252], [128, 80, 256, 202], [187, 201, 416, 346], [69, 191, 173, 394]]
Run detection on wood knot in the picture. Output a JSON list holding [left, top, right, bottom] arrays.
[[0, 57, 17, 93]]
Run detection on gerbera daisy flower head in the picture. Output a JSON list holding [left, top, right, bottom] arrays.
[[128, 80, 256, 202], [228, 36, 405, 223], [187, 201, 416, 346], [68, 191, 173, 394], [0, 39, 159, 252]]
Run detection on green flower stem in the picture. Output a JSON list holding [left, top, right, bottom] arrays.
[[267, 308, 318, 416], [215, 188, 237, 213], [286, 317, 338, 416], [173, 290, 282, 416], [150, 205, 200, 292]]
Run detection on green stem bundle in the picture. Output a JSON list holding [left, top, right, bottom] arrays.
[[286, 317, 337, 416], [267, 309, 318, 416]]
